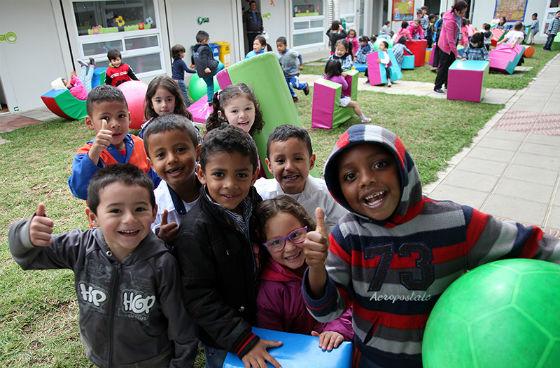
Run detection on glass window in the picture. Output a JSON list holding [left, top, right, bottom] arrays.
[[73, 0, 157, 36], [293, 0, 323, 17], [82, 40, 123, 56], [294, 21, 310, 30], [124, 35, 158, 50], [94, 52, 162, 73], [310, 20, 324, 28], [293, 31, 324, 46]]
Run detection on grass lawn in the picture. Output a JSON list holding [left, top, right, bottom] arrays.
[[0, 90, 501, 367], [303, 45, 557, 90]]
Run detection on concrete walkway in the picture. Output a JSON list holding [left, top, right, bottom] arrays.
[[299, 74, 518, 105], [425, 53, 560, 231]]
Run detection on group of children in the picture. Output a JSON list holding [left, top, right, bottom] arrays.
[[10, 20, 560, 368]]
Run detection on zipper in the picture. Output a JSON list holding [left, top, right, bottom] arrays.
[[107, 263, 121, 368]]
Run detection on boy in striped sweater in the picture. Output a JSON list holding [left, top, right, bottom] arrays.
[[302, 124, 560, 368]]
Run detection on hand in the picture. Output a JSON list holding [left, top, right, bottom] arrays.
[[204, 67, 211, 74], [303, 208, 328, 269], [157, 209, 179, 242], [377, 59, 382, 64], [190, 64, 196, 69], [29, 203, 54, 247], [88, 119, 112, 164], [241, 339, 283, 368], [299, 65, 304, 70], [311, 330, 344, 351]]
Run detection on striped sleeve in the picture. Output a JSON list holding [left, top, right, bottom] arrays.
[[464, 206, 560, 267]]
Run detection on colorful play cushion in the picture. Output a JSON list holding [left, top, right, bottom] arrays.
[[489, 44, 525, 74], [447, 60, 489, 103]]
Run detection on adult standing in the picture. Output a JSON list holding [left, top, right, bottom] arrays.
[[243, 1, 264, 55], [544, 11, 560, 51], [434, 1, 468, 94]]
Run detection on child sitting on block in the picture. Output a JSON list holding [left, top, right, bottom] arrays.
[[254, 124, 347, 231], [463, 32, 489, 61]]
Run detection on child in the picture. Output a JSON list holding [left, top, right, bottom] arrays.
[[355, 36, 372, 65], [174, 124, 282, 368], [276, 36, 310, 103], [254, 124, 347, 231], [324, 60, 371, 123], [482, 23, 492, 50], [192, 30, 220, 104], [392, 36, 413, 68], [140, 75, 194, 138], [527, 13, 539, 45], [143, 114, 200, 242], [206, 83, 264, 137], [329, 39, 353, 71], [345, 28, 359, 58], [460, 18, 469, 46], [9, 164, 198, 367], [59, 58, 96, 101], [377, 40, 393, 87], [171, 44, 196, 107], [255, 196, 353, 350], [496, 16, 507, 30], [499, 21, 526, 47], [410, 19, 425, 40], [380, 21, 391, 37], [326, 20, 347, 54], [393, 21, 412, 42], [68, 85, 159, 200], [544, 11, 560, 51], [246, 34, 269, 59], [463, 32, 489, 61], [105, 48, 138, 87], [426, 14, 436, 48], [302, 124, 560, 368]]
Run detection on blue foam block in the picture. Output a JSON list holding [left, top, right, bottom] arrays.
[[354, 63, 367, 72], [401, 55, 415, 70], [222, 327, 352, 368]]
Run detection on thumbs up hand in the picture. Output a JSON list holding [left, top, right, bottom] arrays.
[[157, 209, 179, 242], [29, 203, 54, 247], [303, 208, 329, 268], [89, 118, 113, 164]]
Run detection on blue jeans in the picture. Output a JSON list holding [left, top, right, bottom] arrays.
[[78, 65, 94, 93], [202, 63, 224, 103], [544, 33, 556, 50], [176, 79, 191, 107], [285, 75, 308, 97], [204, 345, 227, 368]]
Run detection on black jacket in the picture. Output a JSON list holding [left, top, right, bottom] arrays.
[[174, 186, 262, 358], [9, 218, 197, 368], [243, 10, 263, 33], [191, 43, 219, 78]]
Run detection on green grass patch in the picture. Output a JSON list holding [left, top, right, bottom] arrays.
[[303, 45, 558, 90], [0, 91, 501, 366]]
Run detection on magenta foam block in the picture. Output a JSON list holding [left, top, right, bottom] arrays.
[[489, 44, 524, 74], [187, 96, 213, 123], [311, 70, 359, 129], [447, 60, 489, 103]]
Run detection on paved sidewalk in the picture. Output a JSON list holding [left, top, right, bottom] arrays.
[[299, 74, 518, 105], [425, 53, 560, 231]]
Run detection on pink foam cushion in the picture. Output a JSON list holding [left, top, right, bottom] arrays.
[[447, 60, 488, 103], [406, 39, 427, 67], [489, 44, 522, 71], [187, 96, 213, 123], [311, 79, 337, 129], [216, 69, 232, 89], [366, 53, 383, 85]]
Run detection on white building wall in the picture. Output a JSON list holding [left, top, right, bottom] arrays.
[[0, 0, 72, 112], [261, 1, 289, 49]]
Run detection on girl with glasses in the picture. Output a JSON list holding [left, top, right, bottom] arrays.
[[255, 196, 354, 351]]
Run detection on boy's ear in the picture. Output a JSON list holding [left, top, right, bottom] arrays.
[[196, 164, 206, 185], [85, 116, 95, 130], [151, 203, 158, 220], [85, 207, 97, 227], [251, 165, 260, 185], [309, 153, 316, 170], [265, 157, 272, 174]]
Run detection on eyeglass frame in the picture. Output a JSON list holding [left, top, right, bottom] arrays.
[[262, 226, 308, 252]]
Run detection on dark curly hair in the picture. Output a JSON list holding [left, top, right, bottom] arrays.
[[206, 83, 264, 137]]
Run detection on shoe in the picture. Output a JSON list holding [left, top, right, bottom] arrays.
[[292, 96, 299, 102], [77, 59, 88, 68], [303, 84, 309, 96], [387, 81, 392, 87], [89, 57, 96, 66], [361, 116, 371, 123], [434, 88, 445, 94]]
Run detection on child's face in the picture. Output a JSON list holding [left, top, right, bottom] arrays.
[[335, 44, 346, 57], [151, 87, 176, 116], [264, 212, 306, 270], [221, 95, 256, 134], [348, 31, 356, 38], [253, 39, 263, 52], [359, 41, 368, 47], [147, 129, 198, 191], [338, 143, 401, 221], [86, 182, 156, 261], [266, 137, 315, 195], [379, 43, 387, 51], [197, 151, 258, 211], [86, 101, 130, 148], [276, 42, 287, 54], [110, 57, 122, 68]]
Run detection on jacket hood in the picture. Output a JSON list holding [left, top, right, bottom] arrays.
[[260, 259, 302, 282], [323, 124, 423, 225], [94, 230, 168, 264]]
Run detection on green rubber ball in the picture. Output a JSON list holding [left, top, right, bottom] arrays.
[[373, 37, 393, 51], [423, 259, 560, 368], [188, 74, 220, 101]]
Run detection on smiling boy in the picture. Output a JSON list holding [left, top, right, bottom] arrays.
[[302, 124, 560, 367], [68, 85, 159, 200], [9, 164, 197, 367]]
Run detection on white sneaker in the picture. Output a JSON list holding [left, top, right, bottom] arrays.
[[387, 80, 392, 87], [361, 116, 371, 123]]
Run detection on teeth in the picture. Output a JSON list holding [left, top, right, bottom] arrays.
[[363, 191, 385, 208], [119, 230, 138, 234]]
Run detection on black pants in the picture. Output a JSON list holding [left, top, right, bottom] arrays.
[[434, 51, 456, 89], [544, 33, 556, 50]]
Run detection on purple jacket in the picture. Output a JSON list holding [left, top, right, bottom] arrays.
[[257, 260, 354, 340], [68, 75, 88, 100], [438, 10, 460, 57]]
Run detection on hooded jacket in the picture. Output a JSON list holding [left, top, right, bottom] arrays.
[[9, 218, 198, 368], [303, 124, 560, 368], [257, 259, 353, 340], [191, 43, 219, 78], [438, 10, 460, 57]]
